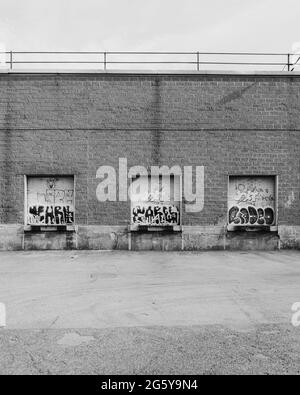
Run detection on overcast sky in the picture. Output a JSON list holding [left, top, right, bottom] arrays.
[[0, 0, 299, 52]]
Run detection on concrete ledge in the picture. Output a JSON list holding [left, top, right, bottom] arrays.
[[131, 231, 182, 251], [129, 224, 182, 232], [183, 225, 227, 250], [0, 224, 299, 251], [77, 226, 129, 250], [0, 225, 23, 251], [279, 225, 300, 249], [24, 231, 76, 250], [225, 230, 279, 251], [1, 69, 300, 77]]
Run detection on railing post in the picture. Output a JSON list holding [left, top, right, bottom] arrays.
[[197, 52, 200, 71], [104, 52, 107, 71], [10, 51, 13, 70], [287, 53, 291, 71]]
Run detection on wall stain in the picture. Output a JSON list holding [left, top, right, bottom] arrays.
[[217, 82, 256, 106], [152, 78, 162, 165]]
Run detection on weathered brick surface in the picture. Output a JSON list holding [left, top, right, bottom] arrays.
[[0, 74, 300, 131], [0, 72, 299, 249]]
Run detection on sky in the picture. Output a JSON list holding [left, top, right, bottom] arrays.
[[0, 0, 299, 53]]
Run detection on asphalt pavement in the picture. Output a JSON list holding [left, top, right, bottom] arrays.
[[0, 250, 299, 374]]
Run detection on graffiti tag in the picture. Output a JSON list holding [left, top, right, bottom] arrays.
[[28, 205, 74, 225], [27, 177, 75, 226], [229, 206, 275, 226], [132, 204, 180, 226]]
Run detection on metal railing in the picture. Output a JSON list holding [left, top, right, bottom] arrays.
[[1, 51, 300, 71]]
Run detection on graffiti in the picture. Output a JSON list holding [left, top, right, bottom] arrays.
[[37, 189, 74, 205], [234, 183, 274, 206], [130, 175, 181, 226], [28, 205, 74, 225], [228, 176, 276, 227], [132, 204, 180, 226], [47, 178, 57, 189], [229, 206, 275, 226], [27, 177, 74, 226]]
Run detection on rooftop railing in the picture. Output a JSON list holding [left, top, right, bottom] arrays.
[[1, 51, 300, 71]]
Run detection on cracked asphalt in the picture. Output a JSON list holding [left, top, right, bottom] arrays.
[[0, 250, 300, 375]]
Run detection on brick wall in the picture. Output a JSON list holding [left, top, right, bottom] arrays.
[[0, 72, 299, 250]]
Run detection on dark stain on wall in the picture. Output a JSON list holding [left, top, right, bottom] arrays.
[[217, 82, 256, 106], [152, 77, 162, 165]]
